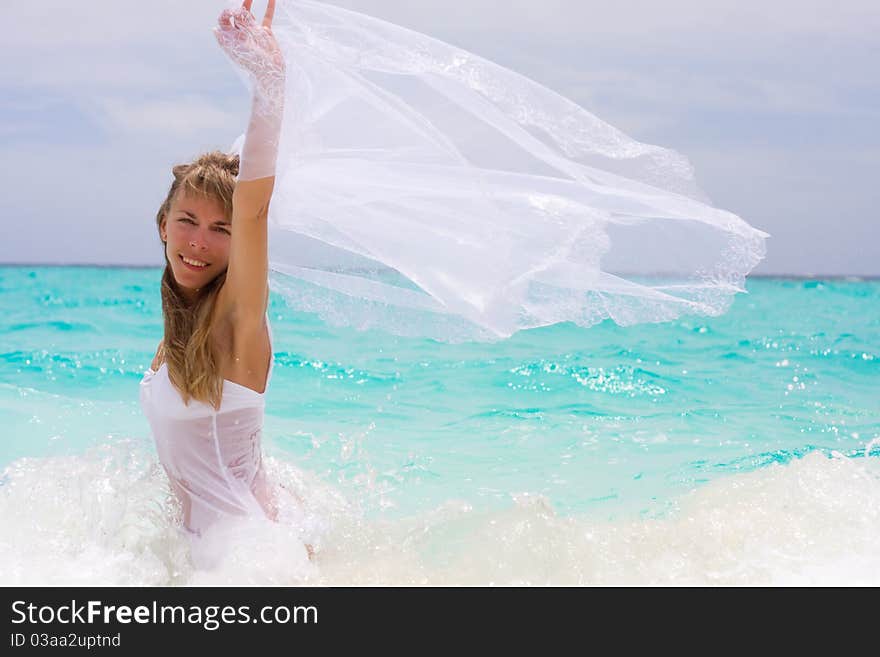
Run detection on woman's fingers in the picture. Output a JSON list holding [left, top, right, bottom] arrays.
[[236, 7, 256, 25], [263, 0, 276, 28], [218, 7, 251, 31], [219, 2, 272, 31], [218, 8, 234, 28], [216, 2, 279, 64]]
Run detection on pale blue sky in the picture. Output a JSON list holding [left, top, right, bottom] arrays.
[[1, 0, 877, 275]]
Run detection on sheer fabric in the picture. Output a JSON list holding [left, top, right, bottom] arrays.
[[139, 319, 278, 536], [140, 317, 320, 570], [224, 0, 769, 341]]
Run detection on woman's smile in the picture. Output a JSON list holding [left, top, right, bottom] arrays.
[[179, 253, 210, 270]]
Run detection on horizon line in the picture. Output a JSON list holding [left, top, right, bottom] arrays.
[[0, 262, 877, 281]]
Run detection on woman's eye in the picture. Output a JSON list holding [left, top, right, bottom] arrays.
[[178, 217, 195, 224]]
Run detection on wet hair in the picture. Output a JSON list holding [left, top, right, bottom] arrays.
[[154, 151, 239, 409]]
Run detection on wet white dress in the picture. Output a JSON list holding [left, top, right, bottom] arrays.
[[139, 319, 277, 537], [140, 317, 323, 574]]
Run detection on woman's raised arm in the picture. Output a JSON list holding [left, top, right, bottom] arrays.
[[214, 0, 285, 323]]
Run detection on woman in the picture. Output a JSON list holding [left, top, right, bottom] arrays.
[[139, 1, 314, 566]]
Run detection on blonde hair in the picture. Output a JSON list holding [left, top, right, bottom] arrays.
[[155, 151, 239, 410]]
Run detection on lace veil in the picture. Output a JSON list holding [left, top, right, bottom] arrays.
[[223, 0, 769, 342]]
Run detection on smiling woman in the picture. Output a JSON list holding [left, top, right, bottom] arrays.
[[139, 0, 769, 576], [139, 0, 316, 570], [161, 182, 233, 300], [152, 151, 241, 408]]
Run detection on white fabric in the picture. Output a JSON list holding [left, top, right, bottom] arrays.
[[140, 317, 323, 570], [139, 320, 276, 536], [225, 0, 769, 341], [215, 3, 286, 181], [140, 317, 289, 528]]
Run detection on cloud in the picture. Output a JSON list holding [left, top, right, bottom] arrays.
[[329, 0, 880, 42], [564, 67, 875, 118], [2, 1, 878, 273], [0, 1, 233, 97], [95, 96, 239, 138], [2, 0, 219, 48]]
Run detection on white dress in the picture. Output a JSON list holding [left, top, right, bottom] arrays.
[[139, 317, 320, 573], [140, 320, 277, 537]]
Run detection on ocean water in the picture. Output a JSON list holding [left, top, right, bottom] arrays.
[[1, 265, 878, 585]]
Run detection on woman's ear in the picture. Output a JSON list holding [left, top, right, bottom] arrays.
[[159, 215, 167, 243]]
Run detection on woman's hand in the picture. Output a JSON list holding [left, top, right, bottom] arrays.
[[214, 0, 285, 90]]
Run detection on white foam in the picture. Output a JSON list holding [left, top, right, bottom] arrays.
[[0, 441, 347, 586], [2, 443, 878, 585]]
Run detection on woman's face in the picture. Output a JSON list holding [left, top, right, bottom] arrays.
[[160, 192, 231, 299]]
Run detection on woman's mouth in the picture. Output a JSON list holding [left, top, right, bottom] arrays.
[[179, 254, 209, 271]]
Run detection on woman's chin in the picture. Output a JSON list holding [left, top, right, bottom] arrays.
[[171, 268, 204, 293]]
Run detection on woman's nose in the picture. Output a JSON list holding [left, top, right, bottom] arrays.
[[189, 231, 211, 250]]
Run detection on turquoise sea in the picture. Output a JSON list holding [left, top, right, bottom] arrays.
[[1, 265, 878, 585]]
